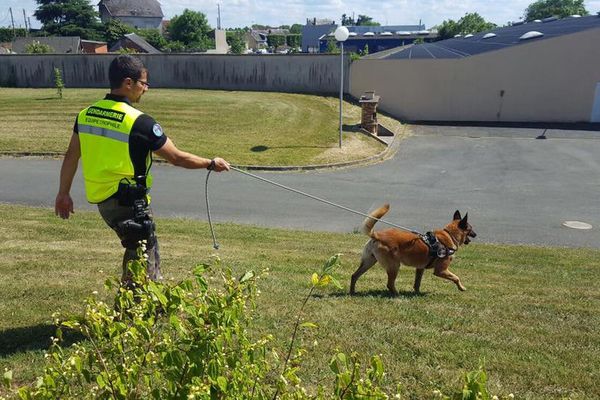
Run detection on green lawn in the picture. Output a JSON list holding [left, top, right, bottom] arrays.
[[0, 88, 396, 166], [1, 204, 598, 399]]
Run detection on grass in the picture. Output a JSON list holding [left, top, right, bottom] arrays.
[[1, 204, 599, 399], [0, 88, 397, 166]]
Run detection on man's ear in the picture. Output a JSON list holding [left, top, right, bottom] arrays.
[[453, 210, 461, 220], [459, 213, 469, 229]]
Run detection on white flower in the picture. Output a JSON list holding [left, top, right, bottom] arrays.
[[508, 395, 514, 399], [92, 290, 98, 295]]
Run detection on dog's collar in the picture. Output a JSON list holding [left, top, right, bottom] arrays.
[[443, 229, 459, 249]]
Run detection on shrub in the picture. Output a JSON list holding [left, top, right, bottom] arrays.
[[25, 41, 54, 54], [2, 248, 507, 399], [53, 68, 64, 99]]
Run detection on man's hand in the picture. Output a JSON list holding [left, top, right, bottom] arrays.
[[211, 157, 230, 172], [55, 193, 74, 219]]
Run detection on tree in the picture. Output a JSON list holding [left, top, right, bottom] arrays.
[[286, 34, 301, 49], [524, 0, 588, 21], [341, 14, 355, 26], [289, 24, 303, 34], [458, 12, 496, 33], [34, 0, 103, 39], [356, 14, 380, 26], [25, 40, 54, 53], [251, 24, 269, 30], [325, 38, 339, 53], [103, 19, 133, 46], [0, 28, 27, 42], [226, 30, 246, 54], [167, 9, 212, 50], [436, 13, 496, 40], [437, 19, 460, 40], [136, 28, 168, 50], [267, 34, 286, 51]]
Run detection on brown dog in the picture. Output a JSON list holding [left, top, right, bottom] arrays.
[[350, 204, 476, 295]]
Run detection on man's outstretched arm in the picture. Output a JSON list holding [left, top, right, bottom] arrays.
[[55, 132, 81, 219], [154, 138, 230, 171]]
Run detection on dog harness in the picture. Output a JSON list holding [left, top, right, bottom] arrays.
[[420, 231, 457, 267]]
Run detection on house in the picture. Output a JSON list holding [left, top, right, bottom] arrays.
[[245, 28, 290, 52], [301, 18, 335, 53], [305, 20, 431, 53], [11, 36, 82, 53], [109, 33, 160, 53], [81, 40, 108, 53], [245, 30, 268, 51], [319, 28, 437, 54], [99, 0, 163, 31]]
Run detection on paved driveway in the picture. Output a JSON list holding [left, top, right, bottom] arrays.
[[2, 125, 599, 247]]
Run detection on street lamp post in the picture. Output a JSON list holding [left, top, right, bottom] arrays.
[[334, 26, 349, 148]]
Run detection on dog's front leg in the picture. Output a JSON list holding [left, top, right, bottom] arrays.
[[434, 264, 466, 291], [413, 269, 425, 293]]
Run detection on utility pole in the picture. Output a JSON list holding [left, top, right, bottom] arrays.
[[9, 7, 16, 39], [217, 4, 221, 30], [22, 9, 28, 36]]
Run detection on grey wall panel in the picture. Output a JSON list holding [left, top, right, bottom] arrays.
[[0, 54, 350, 94]]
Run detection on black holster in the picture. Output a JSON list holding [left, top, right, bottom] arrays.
[[115, 179, 156, 249]]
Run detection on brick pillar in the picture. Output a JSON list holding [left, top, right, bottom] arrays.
[[359, 91, 380, 135]]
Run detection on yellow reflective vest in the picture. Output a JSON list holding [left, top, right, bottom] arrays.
[[77, 99, 154, 203]]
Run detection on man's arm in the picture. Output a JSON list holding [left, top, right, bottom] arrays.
[[55, 132, 81, 219], [154, 138, 230, 171]]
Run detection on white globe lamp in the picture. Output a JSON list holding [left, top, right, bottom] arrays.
[[334, 26, 350, 42]]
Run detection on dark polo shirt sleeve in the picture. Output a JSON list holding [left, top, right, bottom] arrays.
[[129, 114, 168, 177]]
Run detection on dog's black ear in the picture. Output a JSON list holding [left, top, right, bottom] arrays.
[[459, 213, 469, 230], [453, 210, 461, 220]]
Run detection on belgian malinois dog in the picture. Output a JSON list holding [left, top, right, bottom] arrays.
[[350, 204, 476, 295]]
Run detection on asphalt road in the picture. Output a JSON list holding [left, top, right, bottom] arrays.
[[2, 125, 600, 248]]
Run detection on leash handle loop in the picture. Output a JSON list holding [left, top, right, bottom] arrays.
[[205, 169, 219, 250]]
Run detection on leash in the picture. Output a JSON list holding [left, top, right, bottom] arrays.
[[204, 166, 421, 250], [205, 169, 220, 249]]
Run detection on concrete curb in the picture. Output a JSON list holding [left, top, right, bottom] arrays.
[[0, 126, 403, 172]]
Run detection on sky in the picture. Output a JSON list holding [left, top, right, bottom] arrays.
[[1, 0, 600, 30]]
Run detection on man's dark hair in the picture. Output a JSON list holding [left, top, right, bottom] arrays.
[[108, 55, 146, 89]]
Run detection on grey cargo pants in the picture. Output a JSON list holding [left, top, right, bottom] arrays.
[[97, 197, 162, 285]]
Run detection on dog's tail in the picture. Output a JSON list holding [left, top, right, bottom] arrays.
[[362, 204, 390, 237]]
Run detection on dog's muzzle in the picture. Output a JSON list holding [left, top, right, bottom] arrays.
[[464, 230, 477, 245]]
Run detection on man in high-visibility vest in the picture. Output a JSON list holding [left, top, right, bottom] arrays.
[[55, 55, 230, 285]]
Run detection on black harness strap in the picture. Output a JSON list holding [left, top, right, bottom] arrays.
[[420, 231, 457, 267]]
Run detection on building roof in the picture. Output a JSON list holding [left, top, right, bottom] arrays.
[[11, 36, 81, 53], [320, 32, 437, 40], [99, 0, 163, 18], [384, 14, 600, 60], [347, 25, 425, 34], [249, 31, 268, 42], [109, 33, 160, 53]]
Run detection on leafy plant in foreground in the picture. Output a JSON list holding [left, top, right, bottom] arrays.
[[1, 248, 508, 399]]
